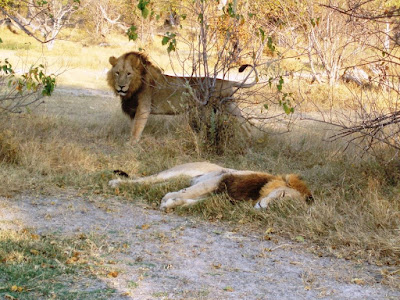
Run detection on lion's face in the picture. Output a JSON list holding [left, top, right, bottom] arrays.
[[107, 55, 143, 97]]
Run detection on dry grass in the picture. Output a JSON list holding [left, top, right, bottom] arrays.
[[0, 30, 399, 283]]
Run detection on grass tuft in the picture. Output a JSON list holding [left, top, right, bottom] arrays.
[[0, 130, 20, 164], [0, 229, 114, 299]]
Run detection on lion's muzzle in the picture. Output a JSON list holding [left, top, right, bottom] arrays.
[[116, 85, 128, 96]]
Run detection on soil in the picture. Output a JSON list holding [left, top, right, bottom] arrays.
[[1, 193, 399, 300]]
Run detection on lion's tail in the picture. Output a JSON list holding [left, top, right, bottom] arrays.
[[233, 64, 259, 88]]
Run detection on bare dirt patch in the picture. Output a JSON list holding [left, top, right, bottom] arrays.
[[1, 193, 399, 299]]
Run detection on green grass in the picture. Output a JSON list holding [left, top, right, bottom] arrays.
[[0, 230, 116, 299]]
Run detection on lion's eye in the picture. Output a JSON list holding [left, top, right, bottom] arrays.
[[115, 72, 119, 76], [127, 72, 132, 76]]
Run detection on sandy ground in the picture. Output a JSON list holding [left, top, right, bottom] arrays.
[[1, 194, 399, 300]]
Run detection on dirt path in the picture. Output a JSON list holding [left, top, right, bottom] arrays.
[[1, 194, 399, 300]]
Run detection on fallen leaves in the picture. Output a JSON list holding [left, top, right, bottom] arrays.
[[29, 249, 39, 255], [107, 271, 119, 278], [212, 263, 222, 269], [351, 278, 365, 285], [65, 256, 79, 264], [141, 224, 151, 230], [11, 285, 24, 292], [263, 227, 275, 240], [66, 251, 85, 265]]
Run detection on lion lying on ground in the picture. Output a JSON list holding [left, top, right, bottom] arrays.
[[109, 162, 313, 210], [107, 52, 257, 142]]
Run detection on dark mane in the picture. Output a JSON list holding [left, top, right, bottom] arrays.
[[217, 173, 274, 202], [117, 52, 152, 119]]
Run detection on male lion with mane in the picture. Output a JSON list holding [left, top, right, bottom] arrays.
[[109, 162, 313, 210], [107, 51, 257, 142]]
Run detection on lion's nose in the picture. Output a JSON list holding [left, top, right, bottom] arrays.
[[118, 85, 125, 90]]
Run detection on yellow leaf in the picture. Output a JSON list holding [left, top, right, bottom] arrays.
[[141, 224, 150, 230], [31, 234, 40, 240], [263, 234, 271, 240], [265, 227, 275, 234], [212, 263, 221, 269], [107, 271, 119, 278], [351, 278, 365, 285], [66, 257, 79, 264], [30, 249, 39, 255], [11, 285, 23, 292]]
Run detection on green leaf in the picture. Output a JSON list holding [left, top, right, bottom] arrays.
[[198, 13, 203, 24], [258, 28, 265, 43], [264, 104, 269, 110], [277, 76, 283, 91], [0, 37, 2, 44], [267, 36, 275, 52], [127, 26, 138, 41], [162, 36, 170, 45], [226, 3, 236, 17], [162, 32, 176, 52], [142, 7, 149, 18], [137, 0, 150, 18]]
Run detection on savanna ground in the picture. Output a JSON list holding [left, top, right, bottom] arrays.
[[1, 28, 400, 299]]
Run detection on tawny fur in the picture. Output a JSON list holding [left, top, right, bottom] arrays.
[[109, 162, 313, 210], [107, 52, 257, 142]]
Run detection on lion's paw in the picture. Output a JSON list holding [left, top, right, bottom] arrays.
[[160, 195, 185, 211]]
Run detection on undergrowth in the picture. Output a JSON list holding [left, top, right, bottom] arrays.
[[1, 102, 399, 277], [0, 229, 116, 299]]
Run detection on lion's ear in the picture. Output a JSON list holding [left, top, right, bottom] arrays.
[[109, 56, 117, 66]]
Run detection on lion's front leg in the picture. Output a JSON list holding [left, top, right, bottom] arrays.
[[130, 94, 152, 142], [160, 176, 222, 210]]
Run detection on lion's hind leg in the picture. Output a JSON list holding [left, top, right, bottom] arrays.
[[109, 162, 226, 188]]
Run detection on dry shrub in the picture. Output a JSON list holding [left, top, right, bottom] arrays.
[[184, 104, 250, 155], [0, 130, 20, 165]]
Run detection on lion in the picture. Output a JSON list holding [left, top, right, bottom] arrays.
[[107, 52, 258, 142], [109, 162, 313, 210]]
